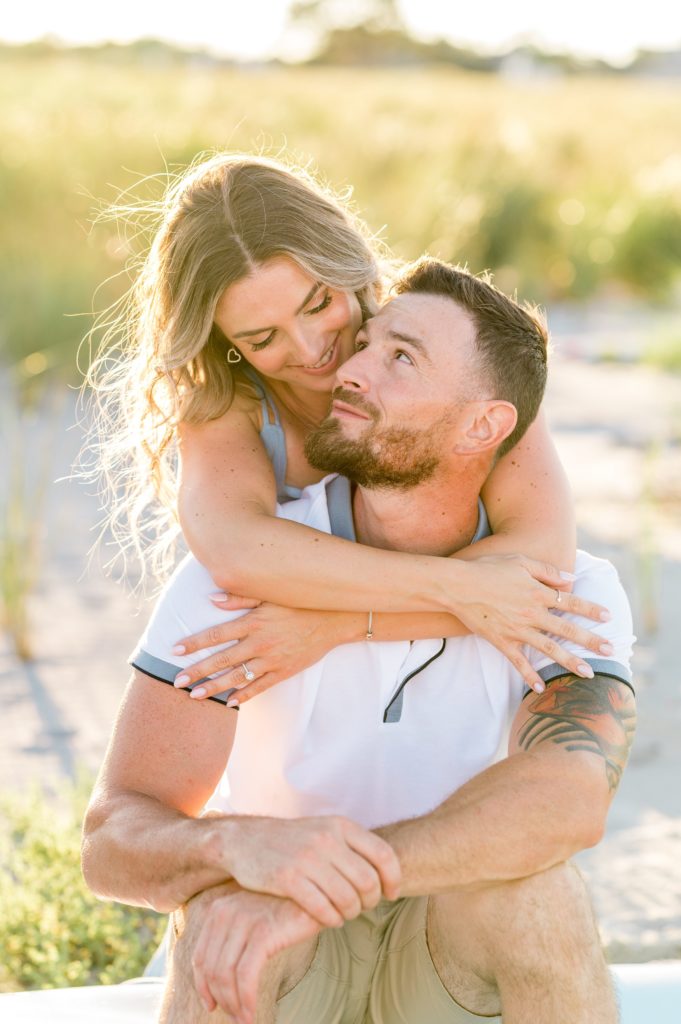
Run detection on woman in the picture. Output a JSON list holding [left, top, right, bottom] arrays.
[[89, 152, 609, 700]]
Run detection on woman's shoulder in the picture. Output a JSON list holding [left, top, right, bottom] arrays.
[[179, 386, 264, 448], [231, 380, 266, 419]]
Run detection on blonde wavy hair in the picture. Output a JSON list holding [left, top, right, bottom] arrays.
[[82, 152, 392, 584]]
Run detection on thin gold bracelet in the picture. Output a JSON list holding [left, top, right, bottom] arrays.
[[366, 610, 374, 640]]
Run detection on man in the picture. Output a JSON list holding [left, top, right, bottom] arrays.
[[83, 259, 635, 1024]]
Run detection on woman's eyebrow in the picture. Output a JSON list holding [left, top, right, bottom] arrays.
[[231, 281, 322, 339]]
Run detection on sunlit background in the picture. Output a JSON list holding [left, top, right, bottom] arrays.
[[1, 0, 680, 993], [4, 0, 681, 62]]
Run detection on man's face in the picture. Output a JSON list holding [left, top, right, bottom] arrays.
[[304, 292, 484, 488]]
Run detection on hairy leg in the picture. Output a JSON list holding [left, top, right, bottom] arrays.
[[159, 883, 318, 1024], [427, 862, 617, 1024]]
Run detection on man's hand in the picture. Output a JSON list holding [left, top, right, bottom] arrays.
[[192, 890, 321, 1024], [224, 814, 401, 927]]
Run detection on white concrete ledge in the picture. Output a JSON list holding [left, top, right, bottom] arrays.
[[1, 962, 680, 1022]]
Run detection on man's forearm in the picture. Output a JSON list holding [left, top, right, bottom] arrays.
[[375, 749, 609, 897], [83, 790, 403, 929], [82, 789, 234, 913]]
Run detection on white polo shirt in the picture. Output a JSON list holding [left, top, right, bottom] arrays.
[[131, 476, 635, 829]]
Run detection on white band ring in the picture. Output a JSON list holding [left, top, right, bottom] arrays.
[[241, 662, 256, 682], [555, 589, 562, 606]]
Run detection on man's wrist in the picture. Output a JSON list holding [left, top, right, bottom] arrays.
[[372, 824, 406, 899], [199, 812, 240, 878]]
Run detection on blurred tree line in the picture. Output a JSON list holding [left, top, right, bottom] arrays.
[[3, 0, 681, 76], [285, 0, 680, 73]]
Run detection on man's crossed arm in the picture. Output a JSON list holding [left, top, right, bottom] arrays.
[[83, 667, 636, 911], [376, 672, 636, 895], [82, 669, 635, 1018], [82, 671, 401, 921]]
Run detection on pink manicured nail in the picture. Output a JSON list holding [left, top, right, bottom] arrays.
[[559, 571, 576, 581], [533, 682, 545, 693], [227, 698, 239, 708], [171, 644, 186, 655], [210, 592, 229, 603], [174, 674, 190, 687], [600, 642, 614, 655], [600, 611, 611, 622], [189, 687, 207, 699], [577, 664, 594, 678]]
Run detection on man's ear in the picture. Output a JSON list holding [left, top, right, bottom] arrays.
[[453, 400, 517, 455]]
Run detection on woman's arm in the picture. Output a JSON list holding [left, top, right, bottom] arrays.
[[169, 603, 468, 704], [178, 407, 574, 619], [476, 410, 575, 571], [170, 597, 603, 703], [178, 409, 474, 614], [175, 404, 607, 694]]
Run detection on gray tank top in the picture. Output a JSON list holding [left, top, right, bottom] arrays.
[[242, 368, 302, 503]]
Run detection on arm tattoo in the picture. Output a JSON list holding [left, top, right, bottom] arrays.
[[518, 675, 636, 792]]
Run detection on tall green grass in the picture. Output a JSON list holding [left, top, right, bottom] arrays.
[[1, 56, 680, 376], [0, 777, 165, 991], [0, 366, 68, 659]]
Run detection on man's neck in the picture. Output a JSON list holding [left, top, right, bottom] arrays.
[[351, 462, 490, 557]]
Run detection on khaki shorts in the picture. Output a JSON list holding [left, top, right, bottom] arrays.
[[276, 896, 501, 1024]]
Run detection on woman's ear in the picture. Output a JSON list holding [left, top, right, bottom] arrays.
[[453, 400, 518, 455]]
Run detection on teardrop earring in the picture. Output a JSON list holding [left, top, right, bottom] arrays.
[[227, 348, 242, 365]]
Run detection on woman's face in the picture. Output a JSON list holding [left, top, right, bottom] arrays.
[[214, 257, 363, 393]]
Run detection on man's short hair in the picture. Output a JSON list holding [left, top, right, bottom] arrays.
[[393, 258, 549, 457]]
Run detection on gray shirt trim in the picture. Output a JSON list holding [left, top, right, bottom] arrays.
[[520, 658, 635, 701], [326, 475, 356, 540], [325, 474, 490, 549], [131, 650, 237, 706], [537, 657, 633, 690]]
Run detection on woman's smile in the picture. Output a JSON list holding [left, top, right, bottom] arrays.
[[294, 334, 342, 375], [215, 257, 362, 391]]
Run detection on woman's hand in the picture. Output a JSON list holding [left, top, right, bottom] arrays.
[[448, 553, 613, 691], [172, 598, 359, 705]]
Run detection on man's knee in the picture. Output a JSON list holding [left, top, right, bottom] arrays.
[[478, 863, 599, 950], [493, 862, 599, 944], [431, 862, 604, 981], [481, 865, 616, 1019]]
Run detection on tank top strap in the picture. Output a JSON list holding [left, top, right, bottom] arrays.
[[240, 366, 280, 427], [240, 367, 300, 502]]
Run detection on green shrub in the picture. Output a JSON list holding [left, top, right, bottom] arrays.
[[643, 337, 679, 374], [0, 777, 166, 992], [643, 332, 681, 374]]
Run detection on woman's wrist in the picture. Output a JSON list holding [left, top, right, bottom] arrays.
[[336, 611, 371, 646], [431, 557, 474, 617]]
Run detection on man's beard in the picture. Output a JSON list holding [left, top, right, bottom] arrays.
[[304, 390, 440, 490]]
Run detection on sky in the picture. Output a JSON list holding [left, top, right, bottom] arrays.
[[3, 0, 680, 64]]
